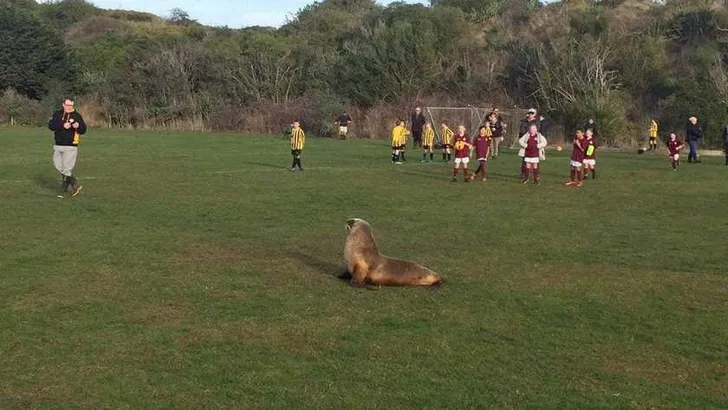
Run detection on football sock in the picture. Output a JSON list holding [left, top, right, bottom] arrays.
[[429, 152, 434, 161], [534, 168, 540, 182], [523, 168, 530, 181], [569, 169, 575, 181], [401, 151, 406, 161], [422, 153, 427, 161], [442, 152, 447, 161], [392, 151, 398, 162], [292, 157, 297, 168], [452, 167, 458, 178], [464, 168, 469, 180], [592, 169, 596, 179], [447, 153, 452, 161]]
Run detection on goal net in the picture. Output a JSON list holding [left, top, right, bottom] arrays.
[[425, 106, 490, 146]]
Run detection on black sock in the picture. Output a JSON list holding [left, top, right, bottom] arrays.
[[423, 153, 426, 160], [447, 153, 452, 161], [401, 151, 406, 161], [292, 157, 297, 168], [430, 152, 434, 161], [592, 169, 596, 179]]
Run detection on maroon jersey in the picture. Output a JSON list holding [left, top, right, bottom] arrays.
[[453, 134, 470, 158], [473, 135, 490, 159], [584, 137, 597, 159], [667, 139, 683, 155], [524, 134, 539, 157], [571, 138, 585, 162]]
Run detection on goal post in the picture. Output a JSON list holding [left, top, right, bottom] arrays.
[[425, 106, 490, 145]]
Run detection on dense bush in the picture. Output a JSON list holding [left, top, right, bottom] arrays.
[[3, 0, 728, 147]]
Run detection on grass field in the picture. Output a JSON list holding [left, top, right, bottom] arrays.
[[0, 126, 727, 409]]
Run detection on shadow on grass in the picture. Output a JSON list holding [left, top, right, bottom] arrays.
[[240, 160, 287, 170], [34, 174, 58, 191], [290, 248, 350, 283]]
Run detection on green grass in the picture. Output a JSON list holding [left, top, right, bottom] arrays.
[[1, 126, 727, 409]]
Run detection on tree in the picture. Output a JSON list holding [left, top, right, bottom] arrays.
[[0, 6, 74, 99], [167, 8, 197, 26]]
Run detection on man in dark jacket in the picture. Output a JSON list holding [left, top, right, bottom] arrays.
[[49, 98, 87, 197], [685, 116, 703, 163], [519, 108, 540, 136], [410, 107, 426, 148]]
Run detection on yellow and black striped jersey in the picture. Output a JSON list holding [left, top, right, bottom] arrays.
[[291, 127, 305, 150], [440, 126, 454, 145], [422, 128, 435, 146], [649, 121, 658, 138], [391, 125, 408, 146]]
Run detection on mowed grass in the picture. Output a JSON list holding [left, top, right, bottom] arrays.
[[0, 126, 726, 409]]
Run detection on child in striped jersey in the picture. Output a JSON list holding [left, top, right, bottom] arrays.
[[290, 120, 305, 171], [440, 123, 454, 162], [421, 122, 435, 163], [391, 120, 409, 164]]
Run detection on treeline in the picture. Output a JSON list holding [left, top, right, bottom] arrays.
[[2, 0, 728, 147]]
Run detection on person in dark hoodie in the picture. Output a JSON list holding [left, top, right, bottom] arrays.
[[584, 118, 598, 137], [410, 107, 426, 148], [685, 116, 703, 163], [49, 98, 87, 198]]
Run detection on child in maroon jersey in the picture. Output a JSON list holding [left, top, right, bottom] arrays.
[[452, 125, 472, 182], [666, 133, 685, 171], [471, 125, 492, 181], [583, 129, 597, 179], [518, 124, 547, 184], [565, 129, 586, 187]]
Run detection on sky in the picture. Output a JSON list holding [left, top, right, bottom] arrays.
[[86, 0, 427, 28]]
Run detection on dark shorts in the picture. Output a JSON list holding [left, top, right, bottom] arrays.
[[422, 145, 431, 150], [442, 144, 452, 149], [392, 145, 405, 150], [291, 149, 301, 156], [649, 137, 657, 142]]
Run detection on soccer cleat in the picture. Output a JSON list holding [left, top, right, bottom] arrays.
[[71, 185, 83, 197], [565, 181, 575, 186], [451, 177, 457, 182], [522, 180, 529, 184], [481, 178, 487, 181], [534, 180, 540, 185], [56, 194, 65, 198], [576, 182, 583, 187]]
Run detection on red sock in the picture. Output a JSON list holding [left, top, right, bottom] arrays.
[[569, 169, 575, 181], [453, 167, 458, 177], [482, 163, 487, 178], [523, 168, 530, 180], [534, 168, 540, 181], [464, 168, 469, 179]]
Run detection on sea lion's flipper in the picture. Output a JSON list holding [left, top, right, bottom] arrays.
[[350, 262, 368, 288]]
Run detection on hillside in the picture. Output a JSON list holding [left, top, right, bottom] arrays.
[[2, 0, 728, 146]]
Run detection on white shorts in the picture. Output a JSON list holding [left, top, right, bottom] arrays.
[[570, 160, 583, 168], [524, 157, 540, 164], [583, 159, 596, 167], [672, 154, 680, 161], [339, 126, 348, 134], [477, 157, 487, 162], [454, 157, 470, 165]]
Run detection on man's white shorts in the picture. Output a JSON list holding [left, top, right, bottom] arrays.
[[524, 157, 540, 164], [570, 160, 583, 168], [339, 126, 348, 134], [583, 159, 596, 167], [672, 154, 680, 161], [454, 157, 470, 165]]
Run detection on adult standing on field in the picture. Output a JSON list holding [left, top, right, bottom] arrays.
[[488, 107, 505, 158], [410, 107, 426, 148], [685, 116, 703, 163], [335, 111, 352, 140], [722, 123, 728, 165], [49, 98, 86, 198], [585, 118, 598, 137]]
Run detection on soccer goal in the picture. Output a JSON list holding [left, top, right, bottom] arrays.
[[425, 106, 491, 145]]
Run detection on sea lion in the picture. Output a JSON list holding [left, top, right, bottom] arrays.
[[344, 218, 442, 287]]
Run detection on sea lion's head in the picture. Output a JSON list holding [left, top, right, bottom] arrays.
[[346, 218, 370, 233]]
